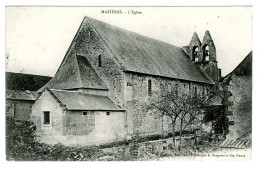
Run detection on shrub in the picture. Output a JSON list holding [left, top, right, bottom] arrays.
[[6, 117, 102, 161]]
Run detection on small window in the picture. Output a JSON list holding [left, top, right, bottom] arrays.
[[106, 112, 110, 116], [43, 111, 50, 124], [83, 111, 88, 116], [98, 55, 102, 67], [148, 79, 152, 96]]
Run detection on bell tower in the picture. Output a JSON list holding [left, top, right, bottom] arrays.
[[187, 31, 220, 83], [188, 32, 201, 62]]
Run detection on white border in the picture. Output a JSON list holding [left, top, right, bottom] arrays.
[[1, 0, 259, 169]]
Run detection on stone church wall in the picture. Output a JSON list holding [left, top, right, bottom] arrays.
[[70, 19, 125, 108], [124, 72, 211, 137]]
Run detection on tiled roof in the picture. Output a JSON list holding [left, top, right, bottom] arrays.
[[221, 51, 252, 81], [41, 55, 108, 91], [6, 89, 38, 101], [86, 17, 213, 84], [6, 72, 52, 91], [49, 89, 123, 111]]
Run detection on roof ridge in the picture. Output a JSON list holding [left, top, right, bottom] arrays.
[[86, 16, 182, 50]]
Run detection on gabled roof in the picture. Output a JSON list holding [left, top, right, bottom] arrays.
[[221, 51, 252, 81], [47, 89, 123, 111], [86, 17, 213, 84], [40, 16, 214, 92], [40, 54, 108, 91], [6, 72, 52, 91]]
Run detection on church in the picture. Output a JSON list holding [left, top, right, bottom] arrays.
[[31, 16, 221, 145]]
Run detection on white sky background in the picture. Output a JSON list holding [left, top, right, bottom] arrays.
[[6, 7, 252, 77]]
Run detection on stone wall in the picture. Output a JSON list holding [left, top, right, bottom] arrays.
[[95, 111, 126, 142], [70, 18, 125, 108], [66, 110, 95, 136], [6, 99, 33, 120], [31, 89, 65, 143], [226, 74, 252, 139], [124, 72, 211, 137]]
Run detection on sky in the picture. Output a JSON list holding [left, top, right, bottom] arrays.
[[5, 7, 252, 77]]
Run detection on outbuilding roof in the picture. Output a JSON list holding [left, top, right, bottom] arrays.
[[6, 89, 38, 101], [48, 89, 123, 111], [6, 72, 52, 91]]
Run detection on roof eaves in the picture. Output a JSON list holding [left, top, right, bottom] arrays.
[[124, 70, 215, 85]]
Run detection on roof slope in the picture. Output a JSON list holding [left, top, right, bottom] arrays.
[[6, 89, 38, 101], [6, 72, 52, 91], [221, 51, 252, 81], [86, 17, 213, 84], [50, 89, 122, 111], [41, 55, 108, 90]]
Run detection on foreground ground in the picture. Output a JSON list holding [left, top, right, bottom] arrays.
[[6, 117, 251, 161]]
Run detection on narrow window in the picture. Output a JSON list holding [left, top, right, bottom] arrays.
[[188, 83, 191, 94], [106, 112, 110, 116], [194, 87, 197, 97], [98, 55, 102, 67], [203, 45, 210, 62], [43, 111, 50, 124], [148, 79, 152, 96], [192, 46, 199, 62]]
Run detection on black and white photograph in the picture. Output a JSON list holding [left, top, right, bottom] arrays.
[[4, 6, 253, 162]]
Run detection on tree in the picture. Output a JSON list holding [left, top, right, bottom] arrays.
[[146, 82, 209, 150]]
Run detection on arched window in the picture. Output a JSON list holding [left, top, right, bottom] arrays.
[[192, 46, 199, 62], [203, 45, 209, 62], [98, 55, 102, 67], [148, 79, 152, 96]]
